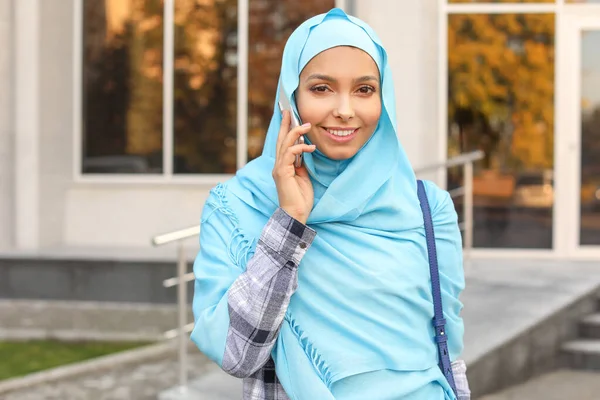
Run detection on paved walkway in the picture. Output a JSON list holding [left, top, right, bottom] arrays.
[[3, 353, 213, 400], [480, 370, 600, 400], [3, 258, 600, 399]]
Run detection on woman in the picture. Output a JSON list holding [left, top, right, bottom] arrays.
[[191, 8, 470, 400]]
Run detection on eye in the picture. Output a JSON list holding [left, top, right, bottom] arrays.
[[309, 85, 331, 93], [357, 85, 376, 94]]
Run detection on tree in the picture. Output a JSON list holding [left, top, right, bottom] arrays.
[[83, 0, 164, 173], [82, 0, 336, 174], [247, 0, 335, 160], [172, 0, 239, 173], [447, 13, 555, 173]]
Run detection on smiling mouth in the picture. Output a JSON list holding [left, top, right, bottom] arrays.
[[322, 127, 359, 137]]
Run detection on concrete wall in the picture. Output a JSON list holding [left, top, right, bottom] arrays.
[[0, 0, 14, 250], [19, 1, 442, 251], [0, 257, 194, 303], [355, 0, 441, 176], [35, 0, 215, 249], [63, 186, 210, 247], [39, 1, 73, 248]]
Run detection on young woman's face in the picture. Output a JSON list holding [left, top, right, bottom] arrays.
[[296, 46, 382, 161]]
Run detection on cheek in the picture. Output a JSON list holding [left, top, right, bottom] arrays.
[[298, 100, 329, 125], [361, 101, 382, 129]]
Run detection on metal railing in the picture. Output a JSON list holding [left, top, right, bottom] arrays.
[[414, 150, 485, 264], [151, 228, 199, 394], [150, 150, 484, 393]]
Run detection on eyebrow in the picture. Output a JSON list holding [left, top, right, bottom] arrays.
[[305, 74, 379, 84]]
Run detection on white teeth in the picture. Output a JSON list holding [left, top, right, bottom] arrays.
[[327, 129, 355, 137]]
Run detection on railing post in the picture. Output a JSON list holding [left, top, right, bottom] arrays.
[[177, 241, 188, 392], [463, 161, 474, 268]]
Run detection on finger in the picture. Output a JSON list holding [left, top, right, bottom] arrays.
[[295, 163, 310, 179], [276, 110, 291, 159], [281, 144, 316, 166], [280, 123, 312, 155]]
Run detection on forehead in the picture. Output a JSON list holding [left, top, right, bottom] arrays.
[[300, 46, 380, 79]]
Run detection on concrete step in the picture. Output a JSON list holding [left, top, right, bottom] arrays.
[[561, 339, 600, 370], [0, 300, 193, 342], [579, 313, 600, 339]]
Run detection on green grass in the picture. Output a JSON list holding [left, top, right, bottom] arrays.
[[0, 340, 151, 380]]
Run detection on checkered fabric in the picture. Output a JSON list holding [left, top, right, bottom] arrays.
[[221, 208, 470, 399]]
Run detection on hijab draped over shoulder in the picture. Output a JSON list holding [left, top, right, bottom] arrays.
[[192, 8, 465, 400]]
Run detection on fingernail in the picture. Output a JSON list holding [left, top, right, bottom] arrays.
[[301, 122, 311, 127]]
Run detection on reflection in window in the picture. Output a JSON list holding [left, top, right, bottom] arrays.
[[82, 0, 164, 174], [447, 13, 555, 248], [580, 31, 600, 245], [173, 0, 238, 174], [247, 0, 335, 161]]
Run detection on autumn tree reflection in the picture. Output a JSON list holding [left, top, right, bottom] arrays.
[[247, 0, 335, 160], [448, 13, 554, 171], [83, 0, 335, 174], [83, 0, 164, 173], [447, 13, 555, 248], [173, 0, 238, 174]]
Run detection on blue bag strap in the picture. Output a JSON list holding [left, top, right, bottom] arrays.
[[416, 180, 458, 396]]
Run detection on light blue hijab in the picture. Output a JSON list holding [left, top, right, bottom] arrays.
[[195, 8, 465, 399], [232, 8, 423, 226]]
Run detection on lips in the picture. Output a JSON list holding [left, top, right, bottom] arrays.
[[321, 127, 359, 142]]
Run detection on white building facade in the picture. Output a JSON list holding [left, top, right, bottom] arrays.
[[1, 0, 599, 260]]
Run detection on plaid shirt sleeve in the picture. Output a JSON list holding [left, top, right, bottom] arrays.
[[220, 207, 470, 399], [452, 359, 471, 399], [222, 207, 316, 379]]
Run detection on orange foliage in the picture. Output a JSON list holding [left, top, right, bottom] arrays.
[[448, 13, 555, 171]]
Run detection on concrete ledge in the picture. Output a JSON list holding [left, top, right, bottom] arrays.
[[467, 286, 600, 397], [0, 327, 163, 342], [0, 258, 194, 303], [0, 299, 193, 339]]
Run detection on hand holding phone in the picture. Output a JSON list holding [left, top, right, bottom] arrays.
[[273, 87, 316, 224], [278, 87, 305, 168]]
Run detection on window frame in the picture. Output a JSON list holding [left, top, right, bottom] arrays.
[[73, 0, 349, 184], [438, 0, 563, 256]]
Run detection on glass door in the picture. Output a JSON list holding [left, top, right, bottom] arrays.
[[562, 13, 600, 257], [579, 28, 600, 249]]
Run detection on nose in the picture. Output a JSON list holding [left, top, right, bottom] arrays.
[[332, 95, 355, 121]]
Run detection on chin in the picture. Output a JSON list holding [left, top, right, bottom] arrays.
[[321, 148, 358, 161]]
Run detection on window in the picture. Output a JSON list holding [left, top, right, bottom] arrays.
[[173, 0, 238, 174], [446, 13, 555, 248], [247, 0, 335, 160], [80, 0, 335, 176], [580, 30, 600, 245], [82, 0, 164, 174]]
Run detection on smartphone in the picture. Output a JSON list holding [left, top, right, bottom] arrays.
[[278, 86, 305, 168]]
